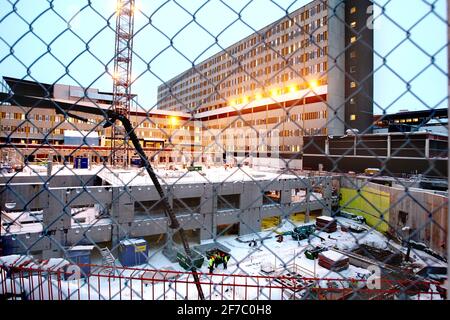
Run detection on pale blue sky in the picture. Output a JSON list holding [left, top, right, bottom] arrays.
[[0, 0, 447, 114]]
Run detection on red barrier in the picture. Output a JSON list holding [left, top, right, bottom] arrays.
[[0, 263, 443, 300]]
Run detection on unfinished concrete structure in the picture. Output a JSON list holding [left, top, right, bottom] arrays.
[[0, 167, 334, 258]]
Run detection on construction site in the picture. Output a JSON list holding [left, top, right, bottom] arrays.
[[0, 0, 449, 302]]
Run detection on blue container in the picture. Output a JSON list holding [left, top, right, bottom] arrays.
[[65, 246, 93, 279], [80, 157, 89, 169], [131, 158, 143, 167], [0, 235, 22, 255], [118, 238, 149, 267], [73, 157, 80, 169], [74, 157, 88, 169]]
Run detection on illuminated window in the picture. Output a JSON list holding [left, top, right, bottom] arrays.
[[350, 36, 357, 43], [350, 114, 356, 121], [350, 21, 356, 28], [350, 81, 357, 88], [350, 7, 357, 14], [350, 66, 356, 73], [350, 98, 356, 104]]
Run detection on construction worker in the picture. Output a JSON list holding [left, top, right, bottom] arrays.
[[213, 252, 221, 268], [222, 253, 229, 270], [208, 255, 215, 274]]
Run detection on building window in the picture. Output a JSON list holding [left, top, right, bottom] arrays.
[[350, 7, 357, 14], [350, 21, 356, 28], [350, 66, 356, 73], [350, 51, 357, 58], [350, 114, 356, 121], [350, 98, 356, 104], [350, 81, 357, 88], [350, 36, 357, 43], [398, 210, 408, 225]]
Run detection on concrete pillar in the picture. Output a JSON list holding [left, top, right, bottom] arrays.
[[322, 177, 333, 216], [200, 184, 216, 240], [110, 187, 135, 249], [43, 188, 71, 231], [387, 135, 391, 158], [425, 137, 430, 158], [305, 180, 311, 223], [280, 189, 291, 205], [42, 188, 71, 258], [238, 182, 263, 236], [239, 207, 261, 236], [325, 138, 330, 155], [47, 153, 53, 177]]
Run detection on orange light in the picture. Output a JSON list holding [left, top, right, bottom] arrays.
[[270, 88, 278, 97], [309, 80, 319, 88], [169, 116, 178, 126], [289, 84, 298, 92], [255, 93, 263, 100]]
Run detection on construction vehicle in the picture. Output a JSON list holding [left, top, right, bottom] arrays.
[[304, 246, 327, 260], [177, 249, 204, 271], [291, 224, 316, 241], [187, 165, 202, 172]]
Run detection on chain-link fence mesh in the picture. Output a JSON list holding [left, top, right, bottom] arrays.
[[0, 0, 448, 300]]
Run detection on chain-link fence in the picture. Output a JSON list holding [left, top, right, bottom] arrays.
[[0, 0, 448, 301]]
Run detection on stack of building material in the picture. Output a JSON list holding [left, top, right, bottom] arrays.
[[318, 250, 349, 272], [315, 216, 337, 233]]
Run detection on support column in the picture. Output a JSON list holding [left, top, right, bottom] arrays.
[[200, 184, 216, 241], [42, 188, 71, 258], [238, 182, 263, 236], [322, 177, 333, 216], [305, 180, 311, 223], [387, 135, 391, 158], [111, 187, 135, 251]]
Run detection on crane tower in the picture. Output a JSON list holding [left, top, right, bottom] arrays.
[[111, 0, 135, 167]]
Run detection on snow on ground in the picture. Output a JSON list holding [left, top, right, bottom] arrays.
[[97, 166, 306, 186], [0, 216, 444, 300]]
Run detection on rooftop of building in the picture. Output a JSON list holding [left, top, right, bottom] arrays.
[[157, 0, 325, 90], [374, 108, 448, 122]]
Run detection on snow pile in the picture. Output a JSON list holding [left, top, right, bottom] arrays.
[[334, 240, 358, 251], [41, 258, 70, 270], [0, 255, 36, 267], [321, 250, 346, 262], [358, 235, 389, 250]]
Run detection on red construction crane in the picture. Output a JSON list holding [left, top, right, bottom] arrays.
[[111, 0, 135, 167]]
